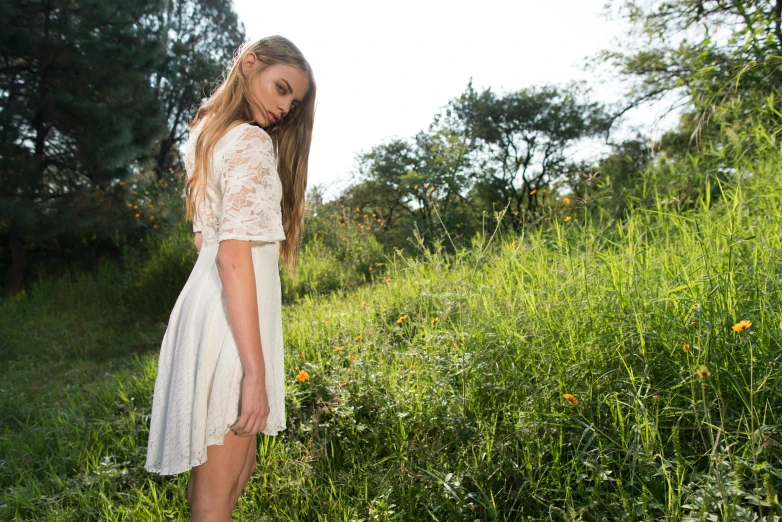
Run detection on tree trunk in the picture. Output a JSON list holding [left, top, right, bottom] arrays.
[[6, 229, 26, 296]]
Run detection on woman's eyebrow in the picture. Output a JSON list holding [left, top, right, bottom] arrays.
[[281, 78, 301, 102]]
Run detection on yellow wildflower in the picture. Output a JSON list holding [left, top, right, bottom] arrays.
[[431, 317, 439, 324], [332, 346, 343, 352], [732, 320, 752, 332], [397, 314, 408, 324], [529, 189, 537, 195], [565, 216, 572, 222], [354, 335, 362, 341], [296, 370, 309, 382], [563, 197, 571, 205], [361, 301, 367, 306], [563, 394, 578, 406], [696, 365, 711, 379]]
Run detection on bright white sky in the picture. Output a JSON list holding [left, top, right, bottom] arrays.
[[233, 0, 680, 200]]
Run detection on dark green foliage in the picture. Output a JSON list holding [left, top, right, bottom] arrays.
[[0, 0, 245, 297], [0, 0, 169, 294]]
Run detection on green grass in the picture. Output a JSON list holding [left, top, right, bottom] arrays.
[[2, 149, 782, 520]]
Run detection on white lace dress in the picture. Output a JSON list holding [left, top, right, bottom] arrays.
[[145, 121, 287, 476]]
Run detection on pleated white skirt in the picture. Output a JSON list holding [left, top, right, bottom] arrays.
[[145, 241, 286, 476]]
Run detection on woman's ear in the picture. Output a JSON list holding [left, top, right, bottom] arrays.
[[240, 52, 257, 77]]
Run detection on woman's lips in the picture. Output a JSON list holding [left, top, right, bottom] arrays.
[[267, 111, 278, 123]]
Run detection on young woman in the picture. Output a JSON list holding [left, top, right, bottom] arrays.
[[145, 36, 315, 520]]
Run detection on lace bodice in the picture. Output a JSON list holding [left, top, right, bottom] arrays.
[[184, 121, 286, 249]]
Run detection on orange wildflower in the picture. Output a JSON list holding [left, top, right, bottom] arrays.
[[296, 370, 309, 382], [332, 346, 343, 352], [563, 393, 578, 406]]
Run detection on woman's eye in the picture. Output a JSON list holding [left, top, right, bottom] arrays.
[[276, 84, 285, 94]]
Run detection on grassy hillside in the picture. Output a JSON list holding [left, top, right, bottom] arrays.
[[1, 147, 781, 520]]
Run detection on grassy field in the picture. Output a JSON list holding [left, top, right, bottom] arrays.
[[1, 146, 781, 520]]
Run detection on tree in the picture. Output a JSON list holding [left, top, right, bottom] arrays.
[[450, 81, 611, 229], [599, 0, 782, 129], [151, 0, 245, 180], [0, 0, 168, 295], [348, 112, 477, 250]]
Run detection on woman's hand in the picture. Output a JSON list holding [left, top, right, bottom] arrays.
[[229, 376, 270, 436]]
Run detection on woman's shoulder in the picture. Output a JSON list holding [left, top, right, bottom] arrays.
[[219, 122, 275, 161], [225, 122, 272, 147]]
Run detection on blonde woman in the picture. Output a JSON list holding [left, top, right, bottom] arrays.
[[145, 36, 315, 520]]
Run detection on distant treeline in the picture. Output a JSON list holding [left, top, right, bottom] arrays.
[[1, 0, 780, 296]]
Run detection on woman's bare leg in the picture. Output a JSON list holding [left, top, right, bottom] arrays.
[[188, 430, 254, 522], [229, 437, 258, 508]]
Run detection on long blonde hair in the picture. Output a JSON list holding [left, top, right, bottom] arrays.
[[184, 36, 316, 272]]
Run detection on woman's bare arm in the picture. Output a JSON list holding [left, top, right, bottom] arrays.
[[194, 231, 203, 253], [216, 239, 269, 436]]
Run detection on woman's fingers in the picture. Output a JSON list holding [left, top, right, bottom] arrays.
[[240, 412, 268, 436], [230, 405, 270, 436], [230, 414, 254, 436]]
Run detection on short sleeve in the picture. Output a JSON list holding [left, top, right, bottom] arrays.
[[218, 125, 286, 243]]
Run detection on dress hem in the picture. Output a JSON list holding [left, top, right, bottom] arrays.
[[145, 422, 288, 476]]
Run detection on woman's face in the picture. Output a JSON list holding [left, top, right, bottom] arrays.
[[241, 53, 310, 128]]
